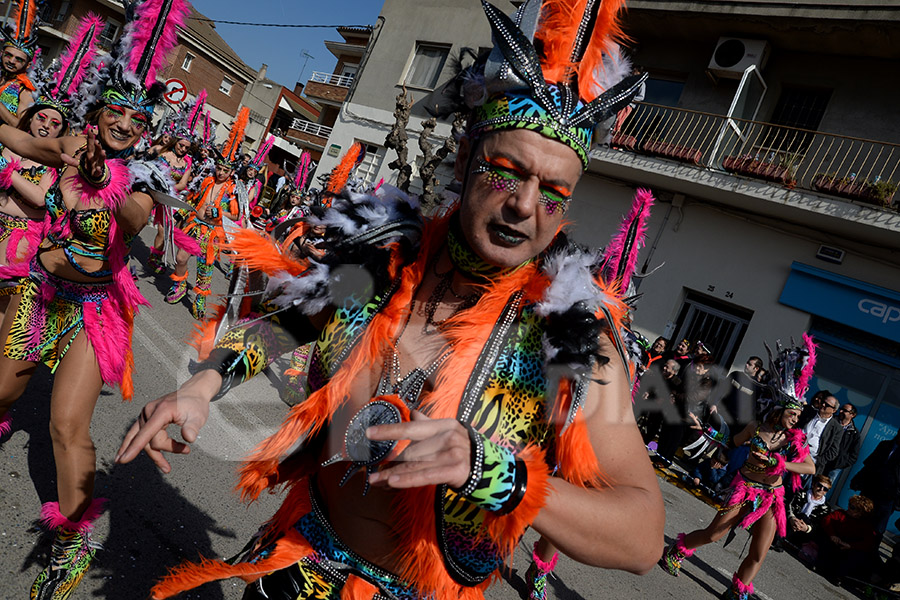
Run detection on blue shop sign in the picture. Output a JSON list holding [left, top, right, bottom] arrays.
[[780, 262, 900, 343]]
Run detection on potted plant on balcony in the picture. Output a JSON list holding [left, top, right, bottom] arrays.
[[867, 179, 898, 209], [813, 173, 897, 209], [640, 137, 703, 166], [723, 152, 797, 187]]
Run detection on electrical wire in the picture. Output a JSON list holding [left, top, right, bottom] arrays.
[[188, 17, 372, 29]]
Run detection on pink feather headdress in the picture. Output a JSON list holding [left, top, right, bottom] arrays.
[[602, 187, 654, 292], [202, 110, 215, 149], [294, 152, 311, 191], [251, 135, 275, 170], [94, 0, 190, 118], [168, 88, 207, 141], [33, 14, 104, 122]]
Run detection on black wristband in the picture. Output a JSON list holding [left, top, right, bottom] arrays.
[[195, 348, 242, 402]]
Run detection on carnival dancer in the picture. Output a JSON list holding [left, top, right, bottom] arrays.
[[0, 0, 39, 126], [164, 109, 245, 319], [0, 1, 188, 597], [662, 336, 818, 600], [118, 1, 664, 599], [146, 90, 206, 275], [240, 134, 272, 214]]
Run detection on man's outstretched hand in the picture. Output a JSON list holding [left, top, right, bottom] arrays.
[[115, 370, 222, 473], [366, 411, 472, 490]]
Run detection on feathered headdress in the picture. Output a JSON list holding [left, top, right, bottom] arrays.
[[216, 106, 249, 168], [602, 188, 654, 292], [94, 0, 190, 117], [167, 88, 207, 142], [0, 0, 39, 60], [762, 333, 818, 412], [32, 14, 105, 124], [460, 0, 647, 169], [289, 151, 312, 193], [250, 134, 274, 170], [201, 110, 215, 149], [325, 141, 364, 199]]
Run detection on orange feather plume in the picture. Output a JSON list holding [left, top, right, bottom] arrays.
[[223, 107, 249, 163], [11, 0, 37, 41], [225, 227, 305, 277], [535, 0, 628, 100], [326, 141, 363, 197]]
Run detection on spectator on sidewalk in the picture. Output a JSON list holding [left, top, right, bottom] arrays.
[[822, 403, 862, 496], [800, 390, 843, 475], [783, 474, 833, 549], [850, 432, 900, 539], [815, 495, 880, 582], [722, 356, 763, 431]]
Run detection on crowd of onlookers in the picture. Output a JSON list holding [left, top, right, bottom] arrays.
[[635, 337, 900, 591]]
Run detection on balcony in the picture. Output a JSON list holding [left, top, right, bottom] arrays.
[[305, 71, 355, 105], [286, 118, 333, 149], [605, 102, 899, 213]]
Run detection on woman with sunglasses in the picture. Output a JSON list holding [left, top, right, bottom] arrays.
[[0, 4, 187, 596], [663, 337, 818, 600]]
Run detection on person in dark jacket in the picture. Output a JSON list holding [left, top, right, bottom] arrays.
[[815, 495, 880, 582], [799, 390, 843, 475], [851, 433, 900, 538], [822, 403, 862, 495], [783, 474, 832, 548]]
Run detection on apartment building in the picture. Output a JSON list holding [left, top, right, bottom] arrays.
[[316, 0, 900, 524]]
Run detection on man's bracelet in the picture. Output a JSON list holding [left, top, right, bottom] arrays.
[[453, 424, 527, 515], [195, 348, 244, 402], [78, 153, 111, 189]]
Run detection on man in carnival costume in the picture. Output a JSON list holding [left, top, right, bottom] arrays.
[[164, 107, 246, 319], [0, 0, 39, 126], [0, 0, 189, 597], [118, 1, 665, 599]]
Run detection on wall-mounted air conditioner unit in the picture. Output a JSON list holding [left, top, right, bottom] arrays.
[[708, 38, 770, 80]]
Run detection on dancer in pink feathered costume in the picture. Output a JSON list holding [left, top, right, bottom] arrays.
[[0, 2, 189, 597], [662, 335, 818, 600]]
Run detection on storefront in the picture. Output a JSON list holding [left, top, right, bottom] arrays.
[[780, 262, 900, 536]]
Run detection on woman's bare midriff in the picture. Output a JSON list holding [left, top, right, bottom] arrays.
[[37, 246, 113, 285]]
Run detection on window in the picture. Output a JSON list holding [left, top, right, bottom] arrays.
[[55, 1, 71, 22], [98, 20, 121, 49], [355, 142, 386, 187], [341, 64, 358, 79], [671, 292, 753, 367], [219, 77, 234, 96], [404, 43, 450, 90], [181, 52, 195, 72], [643, 77, 685, 108], [761, 86, 832, 153]]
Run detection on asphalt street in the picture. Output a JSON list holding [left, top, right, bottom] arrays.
[[0, 229, 857, 599]]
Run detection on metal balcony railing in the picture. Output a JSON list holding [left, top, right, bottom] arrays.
[[289, 119, 333, 138], [309, 71, 355, 88], [608, 102, 899, 209]]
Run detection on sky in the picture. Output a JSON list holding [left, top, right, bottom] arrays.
[[188, 0, 383, 89]]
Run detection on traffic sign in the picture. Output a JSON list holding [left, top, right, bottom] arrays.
[[164, 78, 187, 105]]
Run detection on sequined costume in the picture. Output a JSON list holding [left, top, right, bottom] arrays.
[[0, 144, 53, 267], [717, 427, 808, 537], [166, 174, 236, 312], [0, 74, 34, 115], [0, 168, 148, 394]]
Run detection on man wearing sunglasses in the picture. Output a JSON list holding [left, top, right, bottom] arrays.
[[800, 390, 845, 476], [822, 403, 862, 493]]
